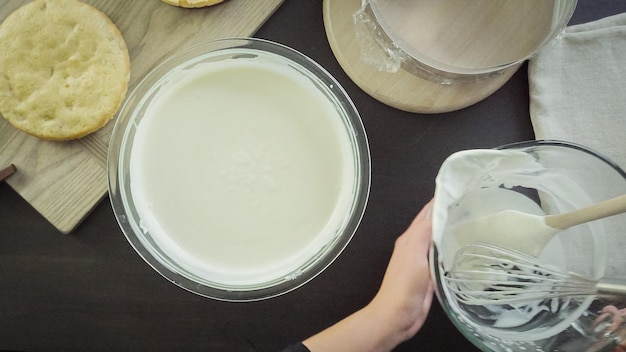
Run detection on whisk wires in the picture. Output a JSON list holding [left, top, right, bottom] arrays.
[[444, 243, 598, 305]]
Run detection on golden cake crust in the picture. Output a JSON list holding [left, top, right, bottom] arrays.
[[0, 0, 130, 140], [161, 0, 227, 9]]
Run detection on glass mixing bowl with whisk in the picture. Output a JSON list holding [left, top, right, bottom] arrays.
[[430, 140, 626, 351]]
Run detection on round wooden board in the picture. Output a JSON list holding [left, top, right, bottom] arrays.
[[322, 0, 522, 114]]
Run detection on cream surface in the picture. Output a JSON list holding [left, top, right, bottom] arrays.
[[451, 203, 559, 258], [129, 52, 356, 286], [433, 150, 550, 266]]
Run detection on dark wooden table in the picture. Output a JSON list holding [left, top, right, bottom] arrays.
[[1, 1, 625, 351]]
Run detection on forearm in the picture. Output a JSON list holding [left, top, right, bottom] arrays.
[[302, 304, 407, 352], [302, 201, 434, 352]]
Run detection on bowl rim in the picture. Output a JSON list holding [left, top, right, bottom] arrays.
[[107, 37, 371, 301]]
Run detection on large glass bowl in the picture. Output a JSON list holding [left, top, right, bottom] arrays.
[[108, 38, 370, 301], [431, 140, 626, 351]]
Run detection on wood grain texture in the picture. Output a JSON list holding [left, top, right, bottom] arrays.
[[0, 0, 284, 234], [0, 164, 16, 181]]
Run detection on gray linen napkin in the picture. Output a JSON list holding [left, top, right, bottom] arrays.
[[528, 13, 626, 170], [529, 14, 626, 279]]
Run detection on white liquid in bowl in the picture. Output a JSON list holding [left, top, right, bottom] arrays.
[[129, 52, 357, 287]]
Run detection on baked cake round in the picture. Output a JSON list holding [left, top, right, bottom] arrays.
[[0, 0, 130, 140], [161, 0, 227, 8]]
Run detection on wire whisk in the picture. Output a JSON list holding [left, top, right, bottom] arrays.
[[443, 243, 626, 306]]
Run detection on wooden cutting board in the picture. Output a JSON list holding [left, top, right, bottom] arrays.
[[0, 0, 284, 234]]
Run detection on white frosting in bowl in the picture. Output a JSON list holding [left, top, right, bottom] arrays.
[[129, 56, 357, 286], [109, 39, 370, 301]]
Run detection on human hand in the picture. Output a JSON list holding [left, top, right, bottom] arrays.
[[301, 200, 434, 352], [366, 199, 434, 343]]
